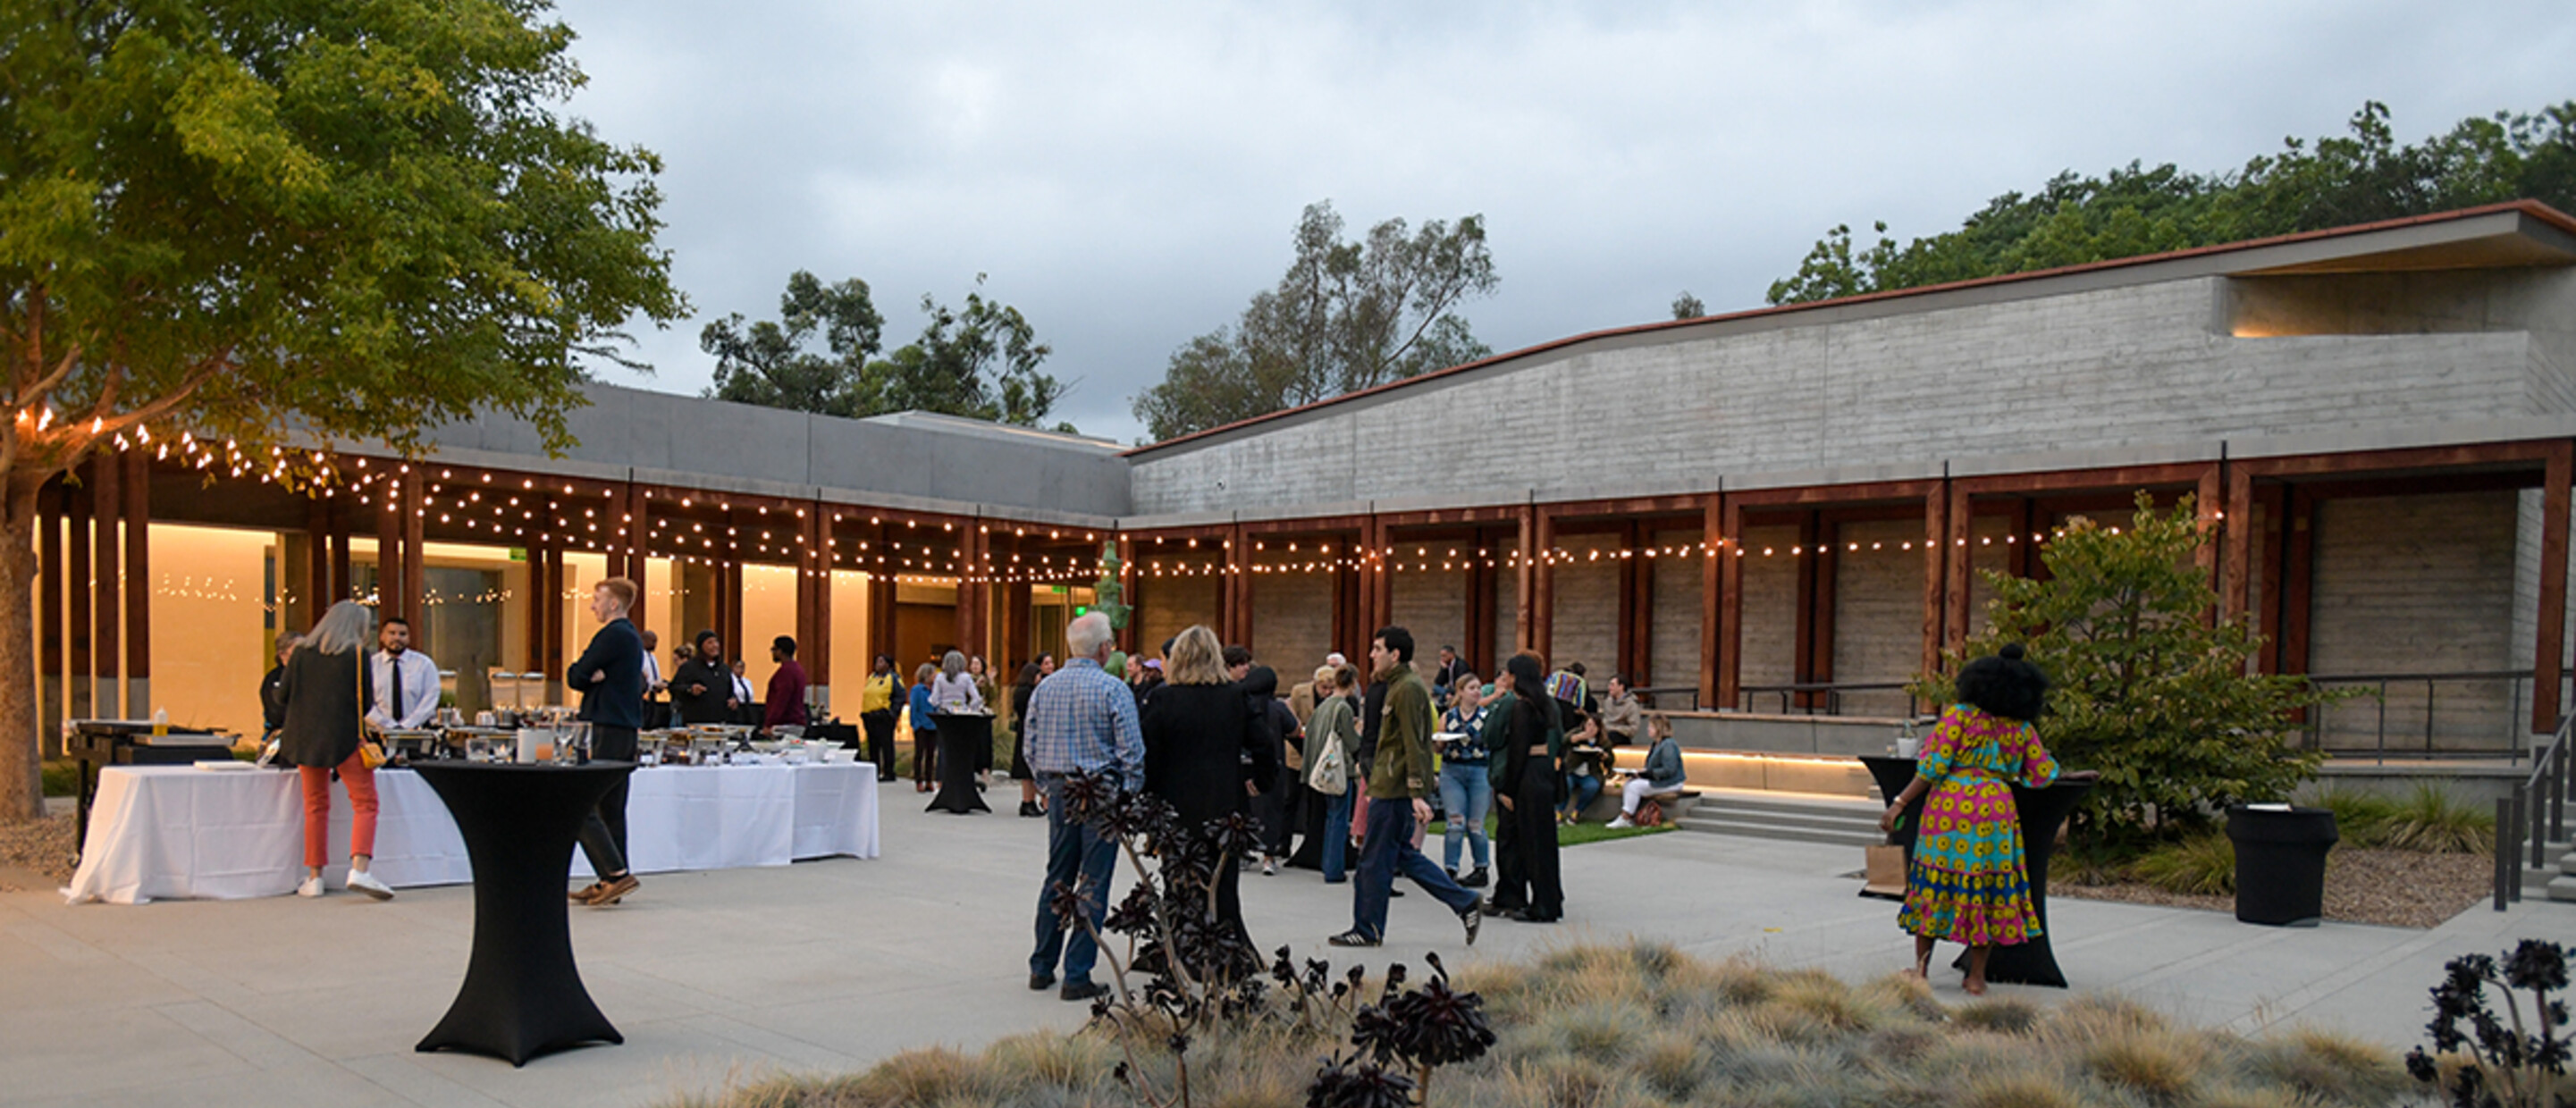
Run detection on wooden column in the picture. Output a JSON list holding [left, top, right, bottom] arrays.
[[1615, 519, 1650, 684], [1005, 565, 1033, 671], [400, 467, 425, 651], [1464, 527, 1497, 677], [2006, 498, 2037, 580], [1122, 538, 1146, 656], [1941, 483, 1974, 655], [525, 541, 551, 673], [66, 467, 92, 723], [868, 550, 899, 672], [2279, 487, 2319, 680], [2222, 465, 2257, 624], [303, 499, 333, 633], [1225, 524, 1252, 647], [953, 522, 984, 658], [543, 547, 566, 684], [1807, 516, 1839, 705], [328, 527, 351, 606], [1699, 496, 1723, 711], [1369, 517, 1393, 642], [811, 509, 832, 693], [1333, 533, 1362, 659], [1717, 496, 1744, 711], [1531, 508, 1556, 661], [39, 483, 62, 755], [1789, 512, 1820, 709], [721, 561, 745, 659], [620, 483, 648, 617], [2535, 441, 2573, 733], [122, 449, 149, 718], [90, 452, 119, 719], [1923, 486, 1952, 691], [2194, 464, 2224, 583], [2255, 483, 2289, 674]]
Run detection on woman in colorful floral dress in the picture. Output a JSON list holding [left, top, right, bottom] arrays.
[[1877, 644, 2094, 995]]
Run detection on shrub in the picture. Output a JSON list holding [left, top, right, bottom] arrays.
[[1952, 997, 2043, 1036], [1911, 493, 2342, 856], [2378, 782, 2495, 854], [2128, 833, 2236, 895], [2408, 939, 2572, 1107], [41, 760, 76, 799], [2307, 785, 2398, 848]]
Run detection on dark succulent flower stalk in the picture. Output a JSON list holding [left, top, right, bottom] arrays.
[[2409, 940, 2570, 1107]]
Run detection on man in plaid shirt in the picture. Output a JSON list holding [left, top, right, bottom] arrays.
[[1023, 610, 1144, 1003]]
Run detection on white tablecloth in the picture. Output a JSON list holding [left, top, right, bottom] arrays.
[[64, 762, 880, 904]]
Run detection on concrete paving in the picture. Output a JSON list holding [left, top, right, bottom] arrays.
[[3, 781, 2571, 1107]]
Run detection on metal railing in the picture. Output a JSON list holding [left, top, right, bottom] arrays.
[[1629, 684, 1702, 712], [2496, 712, 2575, 911], [2302, 669, 2573, 763], [1733, 681, 1912, 717]]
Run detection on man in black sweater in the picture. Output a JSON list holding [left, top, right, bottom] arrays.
[[567, 576, 646, 906], [671, 630, 734, 725]]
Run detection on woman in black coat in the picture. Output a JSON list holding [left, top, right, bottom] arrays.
[[1240, 664, 1301, 876], [1141, 626, 1277, 957], [278, 601, 391, 901], [1488, 651, 1566, 922]]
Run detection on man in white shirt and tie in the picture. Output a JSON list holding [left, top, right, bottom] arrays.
[[367, 616, 442, 731], [639, 628, 668, 728]]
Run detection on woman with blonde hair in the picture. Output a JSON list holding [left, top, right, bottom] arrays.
[[278, 600, 392, 901], [1141, 625, 1276, 963]]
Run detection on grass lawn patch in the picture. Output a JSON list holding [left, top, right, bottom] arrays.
[[1426, 815, 1674, 847]]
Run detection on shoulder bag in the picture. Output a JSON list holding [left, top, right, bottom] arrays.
[[1307, 718, 1348, 795]]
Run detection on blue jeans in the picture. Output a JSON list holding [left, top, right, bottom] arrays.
[[1437, 762, 1491, 871], [1322, 786, 1355, 882], [1351, 797, 1478, 941], [1030, 776, 1120, 986], [1561, 773, 1602, 819]]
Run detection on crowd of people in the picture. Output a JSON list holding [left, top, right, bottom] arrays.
[[1018, 612, 1704, 998]]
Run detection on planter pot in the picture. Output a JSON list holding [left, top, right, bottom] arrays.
[[2225, 805, 2338, 927]]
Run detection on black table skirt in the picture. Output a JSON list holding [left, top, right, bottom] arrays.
[[1860, 755, 2092, 988], [411, 760, 634, 1065], [928, 713, 993, 814]]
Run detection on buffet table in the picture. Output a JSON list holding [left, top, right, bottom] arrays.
[[64, 761, 880, 904]]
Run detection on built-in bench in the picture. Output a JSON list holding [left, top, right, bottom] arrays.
[[1579, 785, 1701, 824]]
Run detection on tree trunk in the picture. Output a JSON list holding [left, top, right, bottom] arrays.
[[0, 482, 46, 823]]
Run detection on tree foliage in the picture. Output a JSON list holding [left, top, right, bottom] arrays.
[[1770, 99, 2576, 305], [1132, 201, 1496, 442], [1910, 494, 2336, 854], [703, 272, 1072, 431], [0, 0, 683, 820]]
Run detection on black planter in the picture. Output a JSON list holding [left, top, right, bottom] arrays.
[[2225, 805, 2339, 927]]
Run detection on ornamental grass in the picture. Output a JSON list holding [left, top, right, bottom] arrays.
[[669, 941, 2412, 1108]]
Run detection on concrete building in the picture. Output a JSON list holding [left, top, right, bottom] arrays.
[[49, 201, 2576, 778]]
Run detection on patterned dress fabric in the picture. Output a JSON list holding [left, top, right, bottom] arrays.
[[1897, 705, 2060, 946]]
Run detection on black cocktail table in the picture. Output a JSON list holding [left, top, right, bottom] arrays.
[[411, 760, 634, 1065], [1860, 754, 2092, 988], [928, 713, 993, 814]]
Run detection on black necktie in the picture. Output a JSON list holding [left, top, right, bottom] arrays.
[[388, 655, 404, 724]]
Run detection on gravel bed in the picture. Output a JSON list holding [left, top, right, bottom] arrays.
[[0, 813, 77, 891], [2053, 846, 2490, 929]]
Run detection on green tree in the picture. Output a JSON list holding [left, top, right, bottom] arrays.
[[1133, 201, 1496, 441], [872, 276, 1071, 431], [1770, 99, 2576, 306], [1670, 290, 1707, 321], [0, 0, 684, 820], [1910, 493, 2337, 855], [700, 272, 884, 418]]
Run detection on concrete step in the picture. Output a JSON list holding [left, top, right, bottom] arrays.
[[1678, 814, 1885, 850], [2549, 875, 2576, 902]]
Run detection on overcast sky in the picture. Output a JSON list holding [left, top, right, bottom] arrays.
[[547, 0, 2576, 445]]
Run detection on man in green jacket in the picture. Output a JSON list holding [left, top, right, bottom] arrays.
[[1330, 625, 1486, 947]]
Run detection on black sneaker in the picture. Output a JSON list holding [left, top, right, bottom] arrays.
[[1061, 980, 1109, 1003], [1327, 930, 1382, 948], [1461, 897, 1484, 946], [1029, 971, 1056, 991], [1461, 867, 1488, 888]]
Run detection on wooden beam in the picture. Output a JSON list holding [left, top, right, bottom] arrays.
[[1791, 512, 1819, 709], [1921, 485, 1949, 702], [1942, 482, 1974, 654], [1807, 516, 1838, 703], [2255, 483, 2288, 674], [1727, 478, 1944, 508], [2535, 440, 2572, 733], [1699, 496, 1722, 711], [2280, 487, 2318, 680], [1511, 505, 1536, 654], [1718, 495, 1744, 712], [122, 449, 149, 716], [1532, 508, 1556, 662], [2194, 464, 2224, 593], [39, 482, 61, 755], [2222, 466, 2256, 623], [2235, 439, 2561, 480], [90, 451, 119, 718], [1953, 462, 2216, 496]]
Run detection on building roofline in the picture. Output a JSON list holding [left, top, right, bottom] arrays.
[[1124, 199, 2576, 460]]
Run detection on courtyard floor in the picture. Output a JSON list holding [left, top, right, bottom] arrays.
[[1, 782, 2569, 1107]]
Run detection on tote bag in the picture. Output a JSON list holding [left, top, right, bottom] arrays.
[[1307, 734, 1349, 795]]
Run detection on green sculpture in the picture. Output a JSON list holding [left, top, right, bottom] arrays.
[[1091, 541, 1131, 629]]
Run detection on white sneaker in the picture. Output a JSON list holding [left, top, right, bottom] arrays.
[[1606, 816, 1636, 829], [346, 870, 395, 901], [296, 876, 324, 898]]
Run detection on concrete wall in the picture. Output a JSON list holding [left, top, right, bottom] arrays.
[[1735, 525, 1800, 705], [1648, 528, 1703, 692], [2308, 491, 2522, 752], [1251, 565, 1334, 674], [420, 384, 1132, 518], [1388, 568, 1465, 674], [1829, 519, 1924, 718], [1130, 274, 2558, 515], [1550, 533, 1619, 684], [1137, 573, 1219, 657]]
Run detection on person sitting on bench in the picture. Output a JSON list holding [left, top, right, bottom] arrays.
[[1609, 714, 1686, 828]]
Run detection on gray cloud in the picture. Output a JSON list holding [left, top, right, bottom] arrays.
[[549, 0, 2576, 443]]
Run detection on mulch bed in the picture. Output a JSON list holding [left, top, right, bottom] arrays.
[[0, 813, 77, 891], [2053, 846, 2491, 929]]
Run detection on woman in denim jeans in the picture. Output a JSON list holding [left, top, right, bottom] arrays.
[[1307, 664, 1363, 882], [1436, 678, 1493, 887]]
